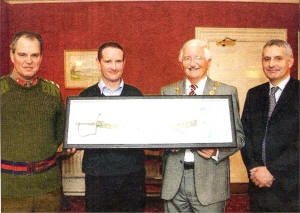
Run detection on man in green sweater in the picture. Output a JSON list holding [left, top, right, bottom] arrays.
[[1, 31, 65, 212]]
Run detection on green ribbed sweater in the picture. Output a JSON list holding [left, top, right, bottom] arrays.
[[1, 76, 65, 198]]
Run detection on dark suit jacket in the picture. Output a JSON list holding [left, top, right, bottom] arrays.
[[79, 83, 145, 176], [241, 77, 299, 201]]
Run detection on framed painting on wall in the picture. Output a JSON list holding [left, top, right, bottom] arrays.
[[64, 50, 100, 88]]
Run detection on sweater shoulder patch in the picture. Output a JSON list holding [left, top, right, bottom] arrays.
[[40, 79, 60, 97], [0, 77, 10, 95]]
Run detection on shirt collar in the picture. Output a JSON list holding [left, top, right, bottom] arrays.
[[10, 72, 38, 87], [98, 79, 124, 96], [269, 75, 290, 91], [185, 76, 207, 95]]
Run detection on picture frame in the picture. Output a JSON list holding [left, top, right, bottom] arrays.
[[64, 50, 100, 88], [64, 96, 237, 149]]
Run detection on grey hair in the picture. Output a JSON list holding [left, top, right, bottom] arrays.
[[178, 39, 211, 62], [10, 31, 43, 54], [263, 39, 293, 58]]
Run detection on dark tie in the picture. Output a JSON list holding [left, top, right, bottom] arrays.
[[189, 84, 198, 96], [262, 86, 279, 165]]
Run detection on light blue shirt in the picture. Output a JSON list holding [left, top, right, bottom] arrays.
[[98, 79, 124, 96]]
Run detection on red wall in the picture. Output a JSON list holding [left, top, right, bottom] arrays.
[[1, 1, 298, 101], [1, 0, 9, 75]]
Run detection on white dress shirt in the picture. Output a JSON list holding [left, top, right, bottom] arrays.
[[269, 75, 290, 102], [184, 77, 219, 162]]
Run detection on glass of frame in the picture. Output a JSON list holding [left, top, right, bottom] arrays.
[[64, 96, 237, 149]]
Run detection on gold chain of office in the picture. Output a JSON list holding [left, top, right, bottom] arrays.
[[174, 81, 220, 95]]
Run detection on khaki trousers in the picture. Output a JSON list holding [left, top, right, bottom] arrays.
[[1, 188, 61, 212]]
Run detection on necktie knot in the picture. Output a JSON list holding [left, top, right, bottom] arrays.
[[268, 86, 279, 118], [189, 84, 198, 96], [270, 86, 279, 97]]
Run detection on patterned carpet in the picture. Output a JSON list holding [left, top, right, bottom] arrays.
[[61, 193, 249, 212]]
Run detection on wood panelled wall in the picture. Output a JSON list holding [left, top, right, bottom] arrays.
[[1, 1, 298, 100]]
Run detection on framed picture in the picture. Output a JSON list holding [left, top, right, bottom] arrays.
[[64, 50, 100, 88], [64, 96, 237, 149]]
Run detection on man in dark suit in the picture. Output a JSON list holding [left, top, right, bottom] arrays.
[[241, 39, 299, 212], [79, 42, 145, 212], [160, 39, 245, 212]]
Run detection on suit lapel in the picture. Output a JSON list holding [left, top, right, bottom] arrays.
[[203, 77, 214, 95], [259, 83, 270, 125], [178, 80, 186, 95], [271, 78, 296, 120]]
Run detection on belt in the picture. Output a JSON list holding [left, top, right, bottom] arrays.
[[184, 162, 194, 170], [1, 154, 58, 175]]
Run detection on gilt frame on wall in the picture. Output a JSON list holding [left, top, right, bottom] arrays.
[[64, 50, 99, 89]]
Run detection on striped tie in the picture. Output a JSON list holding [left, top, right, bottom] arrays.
[[188, 84, 198, 153], [189, 84, 198, 96]]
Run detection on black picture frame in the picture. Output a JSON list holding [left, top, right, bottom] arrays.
[[64, 95, 237, 149]]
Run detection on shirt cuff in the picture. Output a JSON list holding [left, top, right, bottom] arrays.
[[211, 149, 219, 161]]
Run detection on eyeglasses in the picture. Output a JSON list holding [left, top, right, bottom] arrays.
[[182, 56, 206, 64]]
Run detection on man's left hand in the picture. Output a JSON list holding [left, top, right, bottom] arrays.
[[196, 148, 217, 159], [250, 166, 275, 188]]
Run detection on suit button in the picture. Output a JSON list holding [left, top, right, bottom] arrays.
[[180, 160, 183, 164]]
